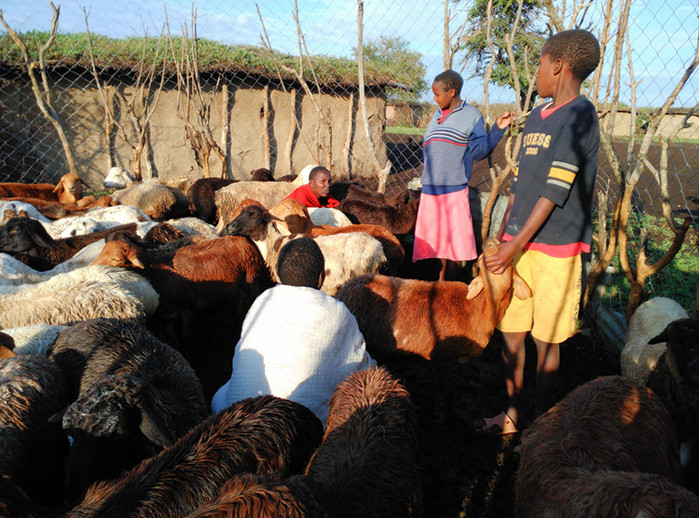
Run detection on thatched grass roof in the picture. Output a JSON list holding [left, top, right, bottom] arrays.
[[0, 31, 397, 88]]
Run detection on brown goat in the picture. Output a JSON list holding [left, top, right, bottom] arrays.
[[0, 173, 88, 205], [335, 237, 531, 364], [186, 177, 238, 223], [90, 232, 273, 399], [329, 182, 388, 204], [271, 197, 405, 273], [336, 188, 420, 235], [516, 375, 699, 518], [67, 396, 323, 518]]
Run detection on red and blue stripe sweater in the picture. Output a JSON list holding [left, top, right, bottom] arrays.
[[420, 101, 505, 195]]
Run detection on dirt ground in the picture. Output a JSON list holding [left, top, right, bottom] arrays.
[[386, 331, 618, 518], [371, 134, 699, 517]]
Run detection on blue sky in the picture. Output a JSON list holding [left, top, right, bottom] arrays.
[[2, 0, 697, 108]]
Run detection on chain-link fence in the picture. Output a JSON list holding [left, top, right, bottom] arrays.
[[0, 0, 697, 321]]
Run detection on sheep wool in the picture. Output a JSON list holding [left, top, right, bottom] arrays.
[[621, 297, 689, 385], [0, 265, 159, 328], [1, 323, 67, 356]]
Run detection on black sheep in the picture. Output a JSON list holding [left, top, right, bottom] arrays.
[[48, 318, 208, 503], [0, 355, 71, 508], [0, 216, 137, 271], [646, 317, 699, 489], [516, 375, 699, 517]]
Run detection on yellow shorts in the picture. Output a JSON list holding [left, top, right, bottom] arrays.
[[497, 249, 582, 344]]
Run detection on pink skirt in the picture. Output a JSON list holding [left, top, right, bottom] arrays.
[[412, 188, 477, 262]]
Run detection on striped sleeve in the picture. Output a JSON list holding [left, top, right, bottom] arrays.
[[542, 160, 578, 205], [541, 101, 597, 207]]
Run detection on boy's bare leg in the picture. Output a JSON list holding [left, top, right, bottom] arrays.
[[501, 331, 527, 430], [476, 331, 526, 434], [533, 338, 559, 415]]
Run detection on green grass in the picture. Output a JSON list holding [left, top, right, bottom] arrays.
[[386, 126, 425, 135], [593, 212, 698, 314], [613, 135, 699, 145]]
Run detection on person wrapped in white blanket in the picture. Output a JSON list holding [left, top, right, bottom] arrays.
[[211, 236, 375, 425]]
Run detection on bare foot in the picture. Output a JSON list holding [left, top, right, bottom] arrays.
[[473, 411, 520, 435]]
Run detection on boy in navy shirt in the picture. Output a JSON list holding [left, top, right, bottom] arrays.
[[475, 29, 601, 435]]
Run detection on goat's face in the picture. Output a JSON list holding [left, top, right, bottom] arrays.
[[0, 217, 53, 253], [467, 237, 531, 301], [90, 240, 146, 269], [54, 173, 87, 204], [221, 205, 271, 240]]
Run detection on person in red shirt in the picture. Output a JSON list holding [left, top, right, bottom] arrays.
[[284, 166, 339, 208]]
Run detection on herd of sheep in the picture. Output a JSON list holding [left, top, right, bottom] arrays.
[[0, 166, 698, 517]]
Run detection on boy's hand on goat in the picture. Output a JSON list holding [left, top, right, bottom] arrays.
[[484, 240, 518, 275]]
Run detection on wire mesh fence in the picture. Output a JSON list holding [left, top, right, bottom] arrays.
[[0, 0, 697, 320]]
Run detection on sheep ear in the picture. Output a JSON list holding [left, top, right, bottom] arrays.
[[138, 399, 176, 448], [129, 254, 146, 269], [648, 329, 669, 345], [0, 345, 16, 359], [31, 226, 55, 248], [49, 407, 68, 424], [513, 273, 532, 300], [467, 276, 484, 300]]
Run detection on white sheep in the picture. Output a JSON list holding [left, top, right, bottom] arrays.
[[0, 323, 67, 356], [30, 204, 153, 240], [43, 203, 152, 239], [162, 217, 219, 239], [621, 297, 689, 385], [214, 164, 316, 233], [308, 207, 353, 227], [222, 202, 386, 296], [103, 166, 135, 189], [112, 180, 190, 220], [0, 265, 159, 329], [55, 217, 107, 239], [0, 200, 51, 225], [86, 204, 152, 224], [312, 233, 387, 295]]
